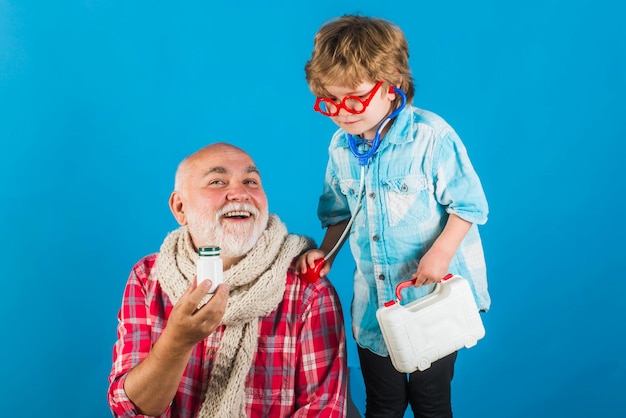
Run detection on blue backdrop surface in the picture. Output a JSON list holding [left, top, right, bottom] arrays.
[[1, 0, 624, 417]]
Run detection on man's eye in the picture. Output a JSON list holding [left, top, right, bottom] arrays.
[[208, 179, 225, 185]]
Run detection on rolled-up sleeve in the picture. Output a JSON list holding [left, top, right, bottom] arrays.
[[433, 131, 489, 225], [108, 259, 156, 417]]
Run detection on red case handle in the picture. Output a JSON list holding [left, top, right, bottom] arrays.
[[395, 279, 415, 301], [394, 273, 454, 301]]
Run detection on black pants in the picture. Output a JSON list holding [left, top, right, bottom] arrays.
[[357, 346, 457, 418]]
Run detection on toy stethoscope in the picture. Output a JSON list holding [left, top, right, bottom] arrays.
[[300, 86, 407, 283]]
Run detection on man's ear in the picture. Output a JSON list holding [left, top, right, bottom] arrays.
[[169, 191, 188, 225]]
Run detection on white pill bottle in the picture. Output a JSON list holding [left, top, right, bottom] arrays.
[[196, 246, 223, 293]]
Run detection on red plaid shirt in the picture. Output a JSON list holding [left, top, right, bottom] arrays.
[[108, 254, 347, 417]]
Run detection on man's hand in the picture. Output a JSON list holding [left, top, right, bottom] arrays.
[[163, 278, 229, 352]]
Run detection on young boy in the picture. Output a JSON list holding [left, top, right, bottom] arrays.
[[296, 15, 490, 418]]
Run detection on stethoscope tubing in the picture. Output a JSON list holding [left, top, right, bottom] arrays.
[[323, 165, 366, 261]]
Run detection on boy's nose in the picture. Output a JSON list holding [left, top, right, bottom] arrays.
[[336, 105, 354, 116]]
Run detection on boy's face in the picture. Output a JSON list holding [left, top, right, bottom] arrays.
[[321, 81, 397, 140]]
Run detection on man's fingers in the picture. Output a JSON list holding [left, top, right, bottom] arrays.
[[195, 284, 229, 319], [211, 283, 229, 303], [184, 277, 198, 295], [178, 279, 212, 313]]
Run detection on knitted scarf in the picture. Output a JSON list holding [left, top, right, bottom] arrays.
[[154, 214, 315, 417]]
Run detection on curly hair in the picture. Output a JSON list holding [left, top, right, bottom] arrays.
[[305, 15, 414, 105]]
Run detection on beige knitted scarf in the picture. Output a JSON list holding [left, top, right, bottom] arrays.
[[154, 214, 315, 417]]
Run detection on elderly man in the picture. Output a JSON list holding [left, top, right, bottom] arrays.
[[108, 142, 347, 417]]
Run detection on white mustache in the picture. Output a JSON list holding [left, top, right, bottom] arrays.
[[216, 203, 260, 219]]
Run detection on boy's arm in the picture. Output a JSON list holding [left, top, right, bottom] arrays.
[[318, 219, 350, 264], [412, 214, 471, 286], [296, 219, 349, 277]]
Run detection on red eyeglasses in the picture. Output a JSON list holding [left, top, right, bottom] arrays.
[[314, 81, 384, 117]]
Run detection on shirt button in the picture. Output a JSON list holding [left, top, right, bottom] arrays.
[[369, 192, 376, 198], [378, 274, 385, 280], [372, 235, 379, 241]]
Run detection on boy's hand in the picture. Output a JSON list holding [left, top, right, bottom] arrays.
[[412, 246, 452, 287], [413, 213, 470, 286], [295, 249, 331, 277]]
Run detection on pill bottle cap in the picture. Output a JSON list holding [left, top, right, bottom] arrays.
[[198, 246, 220, 256]]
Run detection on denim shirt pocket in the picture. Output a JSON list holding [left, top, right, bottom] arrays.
[[339, 179, 363, 205], [382, 175, 430, 226], [339, 179, 366, 221]]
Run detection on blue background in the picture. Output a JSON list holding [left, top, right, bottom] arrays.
[[1, 0, 624, 417]]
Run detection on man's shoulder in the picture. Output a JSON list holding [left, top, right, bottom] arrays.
[[283, 270, 342, 310], [129, 252, 159, 279], [136, 252, 158, 267]]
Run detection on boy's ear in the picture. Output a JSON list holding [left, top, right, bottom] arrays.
[[388, 77, 403, 94], [169, 191, 188, 225]]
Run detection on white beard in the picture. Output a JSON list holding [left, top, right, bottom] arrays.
[[186, 203, 269, 258]]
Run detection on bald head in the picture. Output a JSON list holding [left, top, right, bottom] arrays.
[[174, 142, 256, 194]]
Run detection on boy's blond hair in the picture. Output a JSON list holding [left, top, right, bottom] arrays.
[[305, 15, 414, 105]]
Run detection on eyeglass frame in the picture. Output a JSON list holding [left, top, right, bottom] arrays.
[[313, 80, 385, 117]]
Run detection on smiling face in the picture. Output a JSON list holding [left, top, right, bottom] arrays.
[[169, 143, 269, 262], [323, 81, 397, 140]]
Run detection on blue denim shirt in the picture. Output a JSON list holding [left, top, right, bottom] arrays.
[[317, 106, 490, 356]]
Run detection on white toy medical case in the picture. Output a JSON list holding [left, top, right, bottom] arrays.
[[376, 274, 485, 372]]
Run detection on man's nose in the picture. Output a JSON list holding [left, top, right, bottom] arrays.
[[226, 185, 250, 201]]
